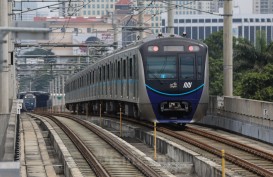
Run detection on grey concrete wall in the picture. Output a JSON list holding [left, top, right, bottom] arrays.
[[0, 114, 10, 161], [3, 101, 18, 161], [200, 96, 273, 144]]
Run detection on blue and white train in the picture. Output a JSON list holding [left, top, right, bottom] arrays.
[[23, 93, 36, 112], [65, 34, 209, 124]]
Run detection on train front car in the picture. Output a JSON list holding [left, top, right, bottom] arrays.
[[139, 36, 209, 124], [23, 93, 36, 112]]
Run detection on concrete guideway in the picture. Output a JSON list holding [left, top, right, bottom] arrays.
[[20, 113, 83, 177], [20, 114, 57, 177]]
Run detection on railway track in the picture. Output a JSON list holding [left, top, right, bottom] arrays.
[[64, 113, 273, 177], [35, 113, 173, 177], [159, 125, 273, 177]]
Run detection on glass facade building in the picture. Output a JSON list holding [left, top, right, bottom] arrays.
[[161, 14, 273, 44]]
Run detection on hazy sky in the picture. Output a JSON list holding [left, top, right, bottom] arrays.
[[236, 0, 253, 14]]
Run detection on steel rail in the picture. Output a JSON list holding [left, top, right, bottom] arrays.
[[42, 114, 110, 177], [159, 127, 273, 177], [57, 113, 162, 177], [185, 126, 273, 162], [55, 113, 273, 176]]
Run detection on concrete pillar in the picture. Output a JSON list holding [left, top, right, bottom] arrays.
[[138, 0, 144, 39], [223, 0, 233, 96], [0, 0, 10, 114], [167, 0, 174, 34]]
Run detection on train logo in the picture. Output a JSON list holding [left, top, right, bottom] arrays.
[[170, 82, 177, 88], [183, 82, 192, 88]]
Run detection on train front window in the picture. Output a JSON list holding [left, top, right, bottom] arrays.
[[180, 54, 195, 80], [147, 56, 176, 79]]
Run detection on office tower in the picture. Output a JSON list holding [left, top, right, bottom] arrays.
[[253, 0, 273, 14]]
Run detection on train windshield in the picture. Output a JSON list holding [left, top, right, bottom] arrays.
[[146, 56, 176, 79], [179, 54, 195, 80]]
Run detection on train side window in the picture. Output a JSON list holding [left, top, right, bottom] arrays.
[[123, 60, 126, 78], [80, 77, 82, 87], [80, 77, 82, 88], [99, 67, 102, 81], [95, 69, 98, 84], [118, 61, 120, 79], [92, 72, 94, 84], [133, 55, 137, 79], [103, 65, 106, 81], [93, 69, 97, 84], [129, 58, 132, 78], [197, 56, 203, 80], [80, 77, 81, 87], [107, 64, 110, 80], [90, 71, 92, 84]]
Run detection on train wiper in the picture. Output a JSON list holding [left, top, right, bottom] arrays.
[[151, 73, 164, 85]]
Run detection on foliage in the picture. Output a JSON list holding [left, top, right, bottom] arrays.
[[237, 64, 273, 101], [209, 57, 223, 95], [23, 48, 56, 63], [205, 30, 273, 101], [204, 30, 224, 59]]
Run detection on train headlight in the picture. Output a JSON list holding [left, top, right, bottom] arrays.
[[188, 46, 200, 52], [148, 46, 159, 52]]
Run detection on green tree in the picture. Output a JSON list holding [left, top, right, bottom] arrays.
[[209, 57, 223, 95], [204, 30, 224, 59], [234, 30, 273, 72], [237, 64, 273, 101], [204, 29, 273, 101], [24, 48, 56, 63]]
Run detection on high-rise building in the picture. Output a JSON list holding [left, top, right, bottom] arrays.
[[62, 1, 222, 33], [60, 0, 118, 17], [173, 0, 220, 15], [161, 14, 273, 45], [253, 0, 273, 14]]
